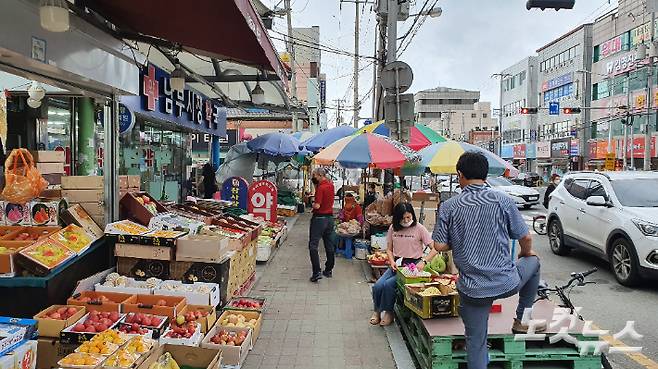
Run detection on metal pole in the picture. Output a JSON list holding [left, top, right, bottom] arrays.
[[374, 17, 386, 121], [386, 0, 397, 64], [395, 67, 401, 141], [285, 0, 299, 132], [353, 0, 360, 128], [645, 10, 656, 170], [372, 16, 380, 120]]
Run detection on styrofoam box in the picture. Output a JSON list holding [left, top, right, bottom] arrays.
[[158, 323, 202, 347], [155, 281, 220, 307], [95, 277, 160, 295], [256, 244, 272, 262]]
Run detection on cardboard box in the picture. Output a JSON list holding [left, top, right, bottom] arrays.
[[16, 238, 75, 277], [119, 193, 167, 226], [158, 323, 202, 347], [61, 190, 103, 204], [39, 188, 62, 199], [170, 260, 229, 285], [127, 176, 140, 189], [34, 306, 86, 338], [11, 340, 38, 369], [4, 203, 30, 226], [59, 312, 124, 344], [61, 176, 103, 190], [0, 325, 27, 356], [36, 338, 76, 369], [114, 243, 174, 261], [119, 188, 140, 198], [66, 291, 134, 313], [118, 313, 168, 339], [41, 174, 62, 186], [136, 344, 221, 369], [117, 257, 171, 280], [217, 310, 262, 343], [175, 235, 230, 263], [60, 205, 103, 240], [122, 294, 186, 318], [118, 176, 129, 189], [30, 151, 65, 163], [0, 241, 31, 274], [94, 277, 158, 296], [3, 227, 59, 242], [0, 317, 38, 341], [78, 202, 104, 217], [180, 305, 216, 334], [403, 281, 459, 319], [155, 281, 220, 307], [36, 163, 64, 175], [0, 226, 23, 240], [201, 326, 251, 366]]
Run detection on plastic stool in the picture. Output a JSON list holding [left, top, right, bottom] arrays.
[[337, 236, 354, 259]]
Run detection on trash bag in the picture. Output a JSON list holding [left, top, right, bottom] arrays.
[[1, 149, 48, 204]]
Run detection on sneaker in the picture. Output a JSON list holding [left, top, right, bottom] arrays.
[[322, 270, 333, 278], [310, 273, 323, 282], [512, 318, 547, 334]]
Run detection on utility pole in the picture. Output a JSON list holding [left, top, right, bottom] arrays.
[[373, 15, 387, 121], [491, 73, 511, 156], [353, 0, 360, 128], [284, 0, 299, 132], [645, 5, 656, 170]]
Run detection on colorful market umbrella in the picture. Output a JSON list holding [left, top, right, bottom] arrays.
[[419, 141, 519, 177], [292, 131, 314, 142], [246, 132, 300, 157], [355, 121, 447, 151], [301, 125, 356, 152], [314, 133, 421, 169]]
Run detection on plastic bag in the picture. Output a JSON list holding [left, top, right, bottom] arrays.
[[1, 149, 48, 204]]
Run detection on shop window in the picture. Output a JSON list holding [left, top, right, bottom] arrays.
[[621, 32, 630, 51], [592, 45, 600, 63], [629, 69, 648, 91]]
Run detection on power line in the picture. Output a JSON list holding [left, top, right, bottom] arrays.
[[397, 0, 438, 58], [269, 31, 377, 61]]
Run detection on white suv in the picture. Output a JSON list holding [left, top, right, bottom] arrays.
[[547, 171, 658, 286]]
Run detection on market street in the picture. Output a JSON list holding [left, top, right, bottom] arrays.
[[519, 207, 658, 369]]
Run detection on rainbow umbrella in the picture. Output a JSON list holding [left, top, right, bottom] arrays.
[[314, 133, 421, 169], [419, 141, 519, 177], [355, 121, 447, 151]]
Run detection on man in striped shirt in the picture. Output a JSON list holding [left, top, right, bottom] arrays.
[[432, 152, 545, 369]]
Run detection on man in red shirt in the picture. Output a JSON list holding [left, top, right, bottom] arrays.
[[309, 168, 336, 282]]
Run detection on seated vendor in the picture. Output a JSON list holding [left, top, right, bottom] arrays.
[[339, 192, 363, 223], [371, 202, 438, 326]]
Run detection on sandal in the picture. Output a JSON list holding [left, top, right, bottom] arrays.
[[380, 311, 394, 326], [370, 312, 381, 325]]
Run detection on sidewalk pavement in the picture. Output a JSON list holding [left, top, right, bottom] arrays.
[[242, 213, 397, 369]]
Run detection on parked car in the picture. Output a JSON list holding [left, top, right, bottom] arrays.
[[547, 171, 658, 286], [512, 172, 542, 187], [487, 177, 541, 209]]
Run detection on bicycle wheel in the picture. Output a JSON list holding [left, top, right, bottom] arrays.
[[533, 217, 547, 235]]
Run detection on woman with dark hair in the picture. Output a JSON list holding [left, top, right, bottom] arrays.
[[370, 202, 439, 326], [199, 163, 218, 199]]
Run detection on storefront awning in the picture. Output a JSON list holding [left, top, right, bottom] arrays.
[[85, 0, 288, 82]]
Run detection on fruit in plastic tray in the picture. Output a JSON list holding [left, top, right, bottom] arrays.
[[59, 352, 104, 367], [124, 336, 153, 354], [103, 348, 139, 368], [21, 239, 73, 268], [42, 306, 81, 320], [230, 298, 262, 310], [118, 323, 150, 336], [52, 225, 93, 253], [147, 353, 180, 369], [219, 313, 257, 329], [124, 313, 164, 327], [71, 311, 122, 334], [73, 293, 114, 304], [164, 321, 197, 339], [418, 287, 442, 297], [6, 206, 25, 224], [177, 310, 209, 325], [210, 329, 248, 346], [76, 340, 119, 355], [104, 221, 149, 235], [144, 230, 184, 238], [159, 281, 211, 294], [400, 264, 431, 278], [33, 207, 50, 224], [91, 329, 127, 345]]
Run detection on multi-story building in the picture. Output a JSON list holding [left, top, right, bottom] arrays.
[[291, 26, 324, 132], [414, 87, 496, 141], [590, 0, 658, 170]]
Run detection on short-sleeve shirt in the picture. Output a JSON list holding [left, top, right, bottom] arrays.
[[387, 223, 433, 259], [313, 179, 335, 215], [432, 184, 529, 298]]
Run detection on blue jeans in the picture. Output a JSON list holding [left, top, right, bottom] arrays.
[[459, 256, 541, 369], [372, 268, 397, 312]]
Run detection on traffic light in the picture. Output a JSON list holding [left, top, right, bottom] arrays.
[[562, 107, 582, 114], [526, 0, 575, 11], [520, 107, 538, 114]]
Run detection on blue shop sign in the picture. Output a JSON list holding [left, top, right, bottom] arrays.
[[221, 177, 248, 210], [526, 143, 537, 159], [118, 103, 135, 135], [542, 73, 573, 92], [501, 145, 514, 159], [120, 64, 227, 137]]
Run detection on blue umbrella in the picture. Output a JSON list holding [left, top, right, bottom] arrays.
[[301, 126, 356, 152], [246, 132, 300, 157]]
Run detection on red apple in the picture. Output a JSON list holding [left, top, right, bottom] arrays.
[[49, 312, 62, 320], [73, 324, 86, 332]]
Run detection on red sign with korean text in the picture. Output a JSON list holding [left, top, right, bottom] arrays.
[[513, 144, 526, 159], [248, 180, 277, 222]]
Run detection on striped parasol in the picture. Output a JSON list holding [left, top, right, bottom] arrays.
[[355, 120, 447, 151], [313, 133, 421, 169], [419, 141, 519, 177]]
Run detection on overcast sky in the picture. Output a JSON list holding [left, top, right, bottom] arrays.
[[262, 0, 619, 127]]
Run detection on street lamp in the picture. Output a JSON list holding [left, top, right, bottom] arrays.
[[408, 7, 443, 18]]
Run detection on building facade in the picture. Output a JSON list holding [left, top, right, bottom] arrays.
[[590, 0, 658, 170], [414, 87, 496, 141], [291, 26, 325, 132]]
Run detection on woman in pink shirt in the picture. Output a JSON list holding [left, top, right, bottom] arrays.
[[371, 202, 439, 326]]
